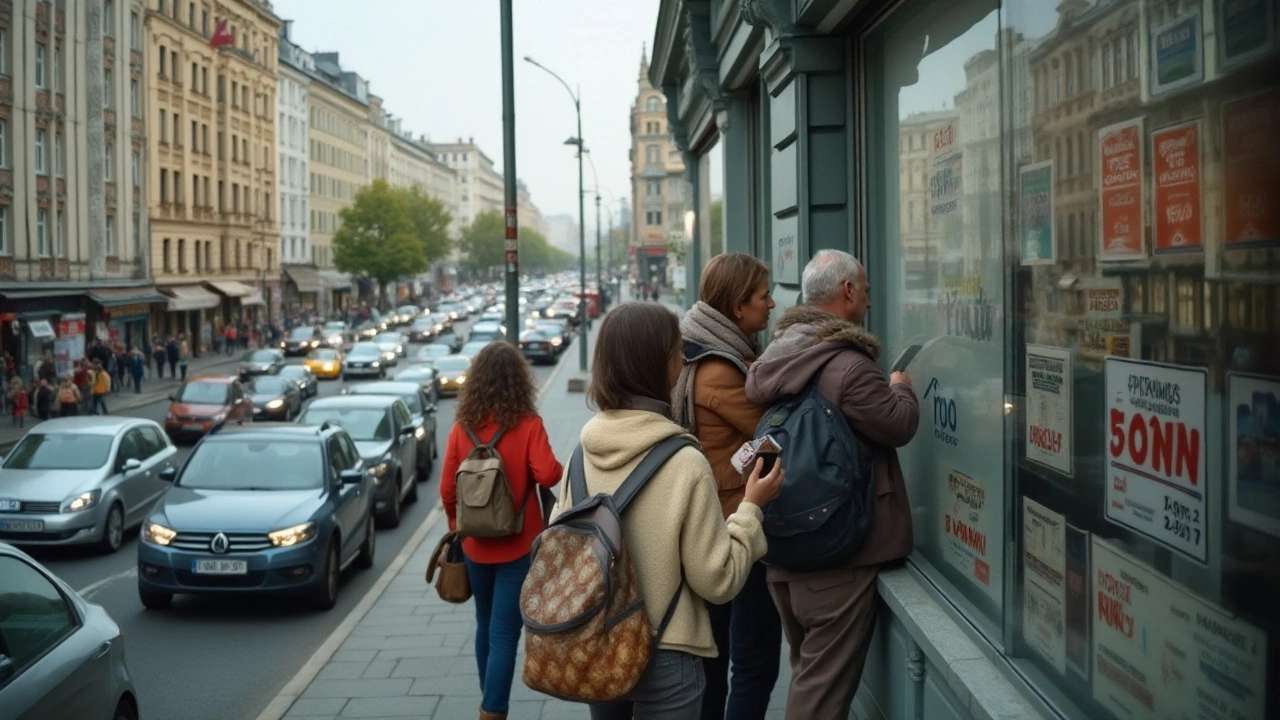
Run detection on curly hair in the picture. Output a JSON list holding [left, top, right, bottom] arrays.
[[454, 341, 538, 432]]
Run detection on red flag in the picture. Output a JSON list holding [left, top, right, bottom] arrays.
[[210, 19, 234, 49]]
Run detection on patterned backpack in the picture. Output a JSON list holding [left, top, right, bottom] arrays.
[[455, 428, 527, 538], [520, 437, 693, 702]]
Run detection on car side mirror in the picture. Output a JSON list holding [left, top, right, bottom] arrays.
[[426, 404, 437, 415], [122, 457, 143, 474], [168, 393, 178, 402], [158, 467, 176, 483], [399, 426, 416, 438], [338, 469, 364, 486]]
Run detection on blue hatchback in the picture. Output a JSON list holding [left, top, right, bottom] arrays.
[[136, 422, 376, 611]]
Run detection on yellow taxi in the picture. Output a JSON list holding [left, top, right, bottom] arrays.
[[432, 354, 472, 397], [304, 347, 344, 379]]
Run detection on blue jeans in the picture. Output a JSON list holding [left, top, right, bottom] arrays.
[[91, 394, 108, 415], [465, 552, 531, 715], [590, 650, 706, 720], [701, 561, 782, 720]]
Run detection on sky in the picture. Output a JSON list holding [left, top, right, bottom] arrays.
[[271, 0, 659, 231]]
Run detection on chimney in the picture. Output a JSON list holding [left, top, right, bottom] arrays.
[[282, 19, 292, 40]]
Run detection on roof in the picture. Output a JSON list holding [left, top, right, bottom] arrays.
[[28, 416, 148, 435], [305, 395, 402, 409], [347, 382, 422, 395], [206, 422, 334, 440], [184, 375, 239, 385]]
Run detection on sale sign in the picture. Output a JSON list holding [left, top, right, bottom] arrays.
[[1151, 120, 1202, 253], [1098, 119, 1145, 261], [1104, 358, 1208, 562], [1222, 89, 1280, 248]]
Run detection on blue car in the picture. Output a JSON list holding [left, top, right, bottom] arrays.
[[136, 422, 376, 611]]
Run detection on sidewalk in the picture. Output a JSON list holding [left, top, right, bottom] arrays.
[[268, 298, 791, 720]]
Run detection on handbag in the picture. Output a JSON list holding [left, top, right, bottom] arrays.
[[425, 531, 471, 604]]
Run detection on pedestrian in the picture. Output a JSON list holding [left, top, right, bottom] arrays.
[[56, 377, 81, 417], [116, 346, 130, 391], [438, 342, 564, 720], [152, 340, 168, 380], [556, 303, 782, 720], [670, 253, 781, 720], [166, 335, 180, 377], [744, 250, 919, 719], [224, 324, 238, 356], [36, 350, 56, 384], [129, 347, 145, 393], [8, 376, 27, 427], [178, 334, 191, 380], [74, 360, 92, 414], [90, 360, 110, 415], [33, 379, 53, 421]]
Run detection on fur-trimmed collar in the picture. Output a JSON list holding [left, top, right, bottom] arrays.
[[772, 306, 880, 360]]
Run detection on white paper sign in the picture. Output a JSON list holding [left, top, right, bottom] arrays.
[[930, 121, 962, 216], [942, 468, 992, 589], [1104, 359, 1209, 562], [1025, 345, 1073, 475], [1022, 498, 1067, 673], [1227, 372, 1280, 538]]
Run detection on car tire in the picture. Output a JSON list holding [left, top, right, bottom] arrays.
[[379, 479, 403, 529], [355, 516, 375, 570], [406, 472, 419, 503], [139, 585, 172, 610], [341, 374, 348, 382], [98, 503, 125, 554], [112, 696, 139, 720], [310, 539, 340, 611]]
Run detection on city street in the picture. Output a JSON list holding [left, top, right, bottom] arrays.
[[15, 316, 565, 720]]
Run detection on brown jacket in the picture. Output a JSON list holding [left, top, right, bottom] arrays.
[[690, 357, 767, 518], [745, 306, 919, 578]]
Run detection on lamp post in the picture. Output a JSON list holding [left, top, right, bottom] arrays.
[[524, 56, 588, 372], [583, 151, 604, 305]]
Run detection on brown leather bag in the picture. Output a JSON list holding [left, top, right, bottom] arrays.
[[425, 531, 470, 604]]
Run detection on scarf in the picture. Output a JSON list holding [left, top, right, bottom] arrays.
[[671, 301, 760, 432]]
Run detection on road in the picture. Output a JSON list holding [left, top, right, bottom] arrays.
[[18, 316, 566, 720]]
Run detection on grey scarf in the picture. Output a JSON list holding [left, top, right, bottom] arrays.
[[671, 301, 760, 432]]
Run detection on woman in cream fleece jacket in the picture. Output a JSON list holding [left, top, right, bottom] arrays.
[[553, 302, 782, 720]]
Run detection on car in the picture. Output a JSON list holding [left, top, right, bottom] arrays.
[[433, 355, 472, 397], [406, 316, 437, 343], [164, 376, 255, 442], [247, 375, 303, 421], [342, 342, 387, 380], [479, 309, 504, 324], [438, 303, 464, 322], [0, 417, 178, 554], [468, 321, 505, 344], [343, 382, 438, 480], [373, 332, 407, 362], [281, 326, 323, 356], [520, 329, 559, 365], [354, 321, 380, 341], [305, 347, 344, 380], [237, 349, 285, 378], [414, 344, 452, 365], [458, 340, 491, 359], [425, 312, 452, 333], [278, 364, 319, 399], [535, 318, 572, 348], [135, 423, 377, 611], [395, 305, 420, 325], [393, 365, 441, 403], [297, 396, 418, 527], [0, 542, 138, 719], [321, 321, 349, 348], [433, 331, 463, 354]]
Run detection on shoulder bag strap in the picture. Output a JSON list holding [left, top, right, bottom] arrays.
[[612, 436, 695, 514]]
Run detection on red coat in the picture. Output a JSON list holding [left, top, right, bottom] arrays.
[[439, 413, 563, 564], [12, 391, 27, 415]]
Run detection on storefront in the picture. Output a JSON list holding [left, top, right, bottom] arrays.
[[87, 286, 169, 353], [160, 285, 222, 355], [653, 1, 1277, 718], [282, 264, 323, 318], [318, 270, 352, 317], [205, 280, 261, 326], [0, 289, 88, 379]]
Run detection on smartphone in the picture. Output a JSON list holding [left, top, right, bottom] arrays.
[[755, 451, 779, 475], [892, 343, 923, 373]]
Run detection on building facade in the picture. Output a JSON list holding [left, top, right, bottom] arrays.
[[629, 49, 686, 286], [276, 19, 315, 313], [652, 0, 1278, 719], [426, 138, 503, 229]]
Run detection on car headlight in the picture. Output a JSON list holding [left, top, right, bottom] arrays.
[[371, 361, 381, 368], [143, 521, 177, 546], [414, 426, 425, 440], [280, 342, 287, 348], [456, 375, 466, 384], [61, 489, 101, 513], [368, 461, 390, 482], [213, 413, 227, 422], [166, 411, 176, 420], [268, 521, 317, 547], [266, 398, 284, 409], [551, 337, 562, 346], [323, 362, 334, 371]]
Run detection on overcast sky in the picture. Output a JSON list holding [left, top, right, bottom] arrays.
[[272, 0, 659, 230]]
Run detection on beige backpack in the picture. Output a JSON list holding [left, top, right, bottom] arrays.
[[455, 428, 528, 538]]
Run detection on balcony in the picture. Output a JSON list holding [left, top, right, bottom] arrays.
[[0, 257, 14, 280], [131, 50, 143, 70], [55, 93, 64, 115], [103, 37, 115, 56], [0, 76, 11, 104], [132, 117, 144, 135], [105, 183, 117, 210], [0, 170, 11, 201], [36, 90, 50, 111], [106, 257, 120, 274]]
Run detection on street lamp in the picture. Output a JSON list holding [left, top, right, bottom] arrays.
[[583, 151, 604, 304], [525, 56, 588, 373]]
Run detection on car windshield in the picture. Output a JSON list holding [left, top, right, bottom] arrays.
[[279, 366, 306, 378], [375, 334, 401, 344], [178, 440, 322, 490], [348, 344, 380, 358], [398, 306, 417, 315], [244, 350, 277, 362], [324, 322, 345, 332], [418, 346, 449, 358], [177, 382, 229, 405], [298, 407, 391, 441], [250, 377, 290, 394], [2, 433, 115, 470], [288, 327, 315, 339], [355, 389, 421, 414], [411, 318, 433, 328], [435, 357, 470, 373], [523, 331, 550, 341], [310, 349, 339, 360]]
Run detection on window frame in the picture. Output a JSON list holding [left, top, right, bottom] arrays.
[[0, 554, 84, 687]]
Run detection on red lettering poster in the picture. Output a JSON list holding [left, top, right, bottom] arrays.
[[1222, 88, 1280, 248], [1098, 119, 1146, 261], [1151, 120, 1202, 254]]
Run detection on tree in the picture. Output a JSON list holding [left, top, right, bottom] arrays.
[[332, 179, 426, 305], [402, 184, 452, 265], [709, 200, 723, 256], [458, 210, 505, 276]]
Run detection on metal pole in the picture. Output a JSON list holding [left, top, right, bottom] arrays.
[[576, 103, 587, 371], [500, 0, 519, 348], [594, 193, 601, 304]]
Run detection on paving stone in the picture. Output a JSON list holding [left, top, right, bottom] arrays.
[[409, 675, 482, 696], [329, 649, 377, 663], [282, 698, 348, 717], [315, 662, 369, 681], [394, 657, 473, 681], [362, 660, 397, 679], [338, 696, 441, 718], [299, 678, 414, 699]]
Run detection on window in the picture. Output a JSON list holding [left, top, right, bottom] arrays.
[[191, 120, 198, 151], [0, 206, 7, 254], [202, 124, 208, 155], [232, 134, 238, 161], [646, 96, 660, 112], [171, 51, 178, 81], [192, 175, 198, 207], [217, 74, 224, 101], [55, 210, 64, 256], [130, 79, 139, 116], [0, 25, 7, 74], [130, 11, 139, 48], [231, 80, 238, 107], [202, 10, 208, 36], [646, 145, 659, 163], [174, 172, 182, 204], [105, 215, 115, 255], [188, 2, 194, 27], [54, 132, 63, 177], [132, 213, 140, 255], [105, 145, 114, 180], [35, 42, 46, 88], [34, 130, 47, 174], [162, 238, 171, 272], [173, 113, 180, 146], [159, 44, 167, 77], [191, 62, 197, 88], [132, 151, 139, 187], [217, 131, 223, 159], [201, 67, 207, 94], [647, 180, 660, 196], [36, 209, 48, 256], [159, 109, 167, 142], [178, 238, 185, 272], [0, 557, 80, 675], [0, 119, 5, 167], [103, 68, 112, 108], [104, 0, 114, 35], [159, 169, 168, 202]]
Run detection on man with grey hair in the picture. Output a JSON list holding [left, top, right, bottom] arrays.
[[745, 249, 918, 718]]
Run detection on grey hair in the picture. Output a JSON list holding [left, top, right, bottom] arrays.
[[801, 249, 863, 305]]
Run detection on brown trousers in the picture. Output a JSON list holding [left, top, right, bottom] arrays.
[[768, 565, 879, 720]]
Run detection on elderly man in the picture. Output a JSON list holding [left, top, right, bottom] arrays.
[[745, 249, 919, 719]]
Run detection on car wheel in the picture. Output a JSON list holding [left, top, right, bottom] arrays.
[[379, 479, 403, 529], [139, 585, 172, 610], [112, 696, 139, 720], [405, 472, 419, 503], [98, 503, 125, 554], [355, 516, 375, 570], [310, 539, 340, 611]]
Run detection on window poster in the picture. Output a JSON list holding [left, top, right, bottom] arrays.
[[1222, 89, 1280, 249], [1150, 8, 1204, 96], [943, 467, 993, 591], [1079, 279, 1137, 363], [1019, 160, 1055, 265], [1227, 372, 1280, 539], [1091, 538, 1266, 720], [1022, 498, 1066, 674], [1104, 358, 1209, 563], [1025, 345, 1073, 475], [930, 120, 962, 217], [1098, 119, 1146, 261], [1217, 0, 1275, 70], [1063, 524, 1090, 679], [1152, 120, 1203, 254]]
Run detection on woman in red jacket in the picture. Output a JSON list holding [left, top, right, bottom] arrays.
[[439, 341, 563, 720]]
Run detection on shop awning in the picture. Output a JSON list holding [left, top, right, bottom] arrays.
[[1, 289, 78, 300], [282, 265, 323, 293], [88, 286, 170, 307], [318, 270, 352, 290], [163, 285, 221, 312], [241, 292, 266, 307], [26, 320, 56, 339], [206, 280, 255, 298]]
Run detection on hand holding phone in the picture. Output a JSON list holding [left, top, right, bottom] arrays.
[[892, 343, 922, 373]]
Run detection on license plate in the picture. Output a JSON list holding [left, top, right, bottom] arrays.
[[192, 559, 248, 574], [183, 424, 203, 431], [0, 519, 44, 532], [0, 499, 20, 512]]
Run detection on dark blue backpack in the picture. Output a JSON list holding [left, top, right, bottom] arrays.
[[754, 378, 875, 572]]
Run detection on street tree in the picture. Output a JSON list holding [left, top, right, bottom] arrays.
[[402, 184, 453, 265], [333, 179, 425, 305], [458, 210, 505, 276]]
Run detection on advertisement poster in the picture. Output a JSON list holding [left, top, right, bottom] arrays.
[[1218, 0, 1275, 70], [1105, 359, 1209, 562], [1150, 9, 1203, 96], [1063, 524, 1090, 679], [1025, 345, 1073, 475], [930, 120, 962, 217], [1022, 499, 1067, 674], [1019, 161, 1055, 265], [1085, 282, 1123, 319], [1152, 120, 1203, 254], [1091, 538, 1266, 720], [1099, 120, 1146, 261], [1227, 373, 1280, 538], [1079, 320, 1139, 362], [1222, 89, 1280, 249], [943, 468, 992, 589]]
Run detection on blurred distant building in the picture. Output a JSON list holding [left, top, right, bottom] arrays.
[[629, 46, 683, 283]]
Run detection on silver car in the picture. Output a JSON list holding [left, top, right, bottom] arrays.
[[0, 417, 177, 553], [0, 542, 138, 719]]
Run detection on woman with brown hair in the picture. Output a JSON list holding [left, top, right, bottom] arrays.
[[559, 302, 782, 720], [439, 341, 563, 720], [670, 252, 780, 720]]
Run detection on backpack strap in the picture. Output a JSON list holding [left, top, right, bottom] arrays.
[[567, 444, 588, 507], [652, 571, 685, 650], [612, 436, 695, 514], [465, 427, 506, 450]]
